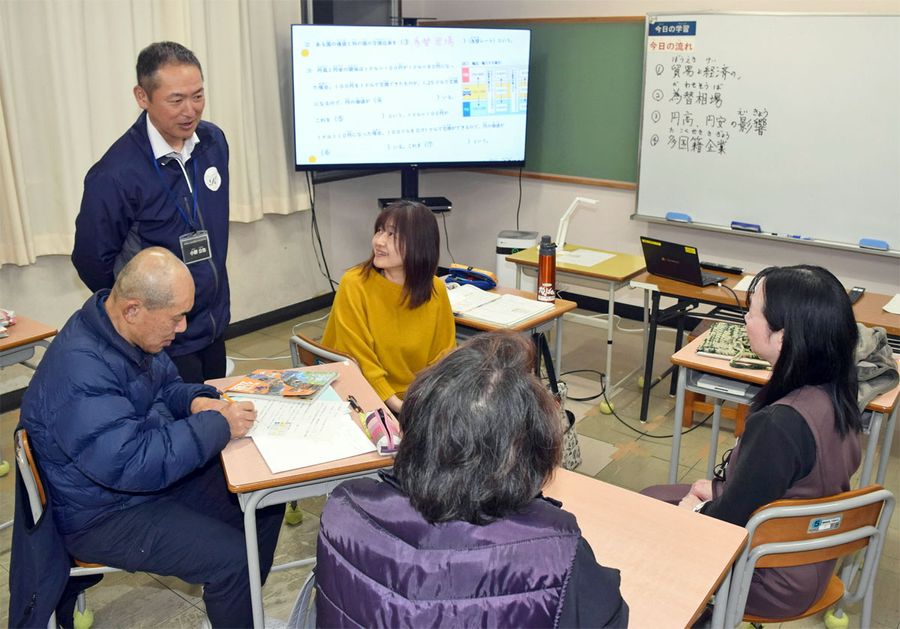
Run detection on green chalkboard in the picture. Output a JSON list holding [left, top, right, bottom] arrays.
[[444, 19, 645, 185], [524, 20, 644, 183]]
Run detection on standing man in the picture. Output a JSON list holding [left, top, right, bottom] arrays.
[[17, 247, 283, 628], [73, 41, 230, 382]]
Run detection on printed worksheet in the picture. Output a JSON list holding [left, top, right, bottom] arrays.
[[230, 393, 376, 473]]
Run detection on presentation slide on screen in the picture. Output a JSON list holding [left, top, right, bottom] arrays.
[[291, 26, 530, 166]]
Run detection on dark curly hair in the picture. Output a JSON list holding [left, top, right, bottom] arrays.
[[393, 331, 562, 524]]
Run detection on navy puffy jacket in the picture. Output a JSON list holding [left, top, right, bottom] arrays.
[[19, 291, 230, 535], [72, 112, 231, 357]]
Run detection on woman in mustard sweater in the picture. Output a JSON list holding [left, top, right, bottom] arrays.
[[322, 201, 456, 413]]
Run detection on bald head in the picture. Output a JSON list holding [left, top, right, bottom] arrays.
[[111, 247, 193, 310], [106, 248, 195, 354]]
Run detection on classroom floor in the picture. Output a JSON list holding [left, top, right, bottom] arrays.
[[0, 309, 897, 628]]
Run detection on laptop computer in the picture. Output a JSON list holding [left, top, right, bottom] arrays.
[[640, 237, 726, 287]]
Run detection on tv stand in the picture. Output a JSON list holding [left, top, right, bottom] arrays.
[[377, 196, 452, 213], [378, 165, 451, 212]]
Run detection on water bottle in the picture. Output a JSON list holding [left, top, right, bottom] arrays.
[[537, 235, 556, 302]]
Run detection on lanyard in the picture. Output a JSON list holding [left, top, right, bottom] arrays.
[[151, 152, 199, 230]]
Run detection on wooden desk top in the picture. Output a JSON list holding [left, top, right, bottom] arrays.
[[0, 315, 57, 352], [214, 362, 394, 494], [631, 270, 747, 308], [453, 286, 577, 332], [632, 271, 900, 337], [544, 469, 747, 628], [672, 332, 900, 414], [506, 244, 645, 283]]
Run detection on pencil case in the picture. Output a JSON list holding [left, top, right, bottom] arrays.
[[365, 409, 402, 455]]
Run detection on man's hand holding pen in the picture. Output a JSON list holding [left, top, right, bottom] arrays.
[[218, 393, 257, 439]]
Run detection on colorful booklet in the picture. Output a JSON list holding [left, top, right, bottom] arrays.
[[696, 322, 770, 368], [226, 369, 338, 398]]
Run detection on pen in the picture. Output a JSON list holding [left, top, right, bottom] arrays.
[[347, 395, 364, 414], [220, 392, 234, 403], [348, 396, 372, 438]]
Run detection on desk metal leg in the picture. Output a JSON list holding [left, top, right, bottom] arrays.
[[242, 490, 267, 628], [876, 406, 898, 486], [640, 292, 662, 423], [515, 265, 523, 290], [668, 366, 689, 483], [554, 316, 564, 374], [859, 411, 883, 487], [603, 281, 615, 396], [707, 401, 723, 480], [710, 567, 732, 629]]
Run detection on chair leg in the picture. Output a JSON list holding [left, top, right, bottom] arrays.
[[735, 403, 748, 437], [72, 591, 93, 629], [285, 500, 304, 525], [683, 390, 702, 427]]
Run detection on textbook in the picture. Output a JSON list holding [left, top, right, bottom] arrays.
[[225, 368, 338, 398], [448, 285, 554, 327], [696, 322, 770, 368]]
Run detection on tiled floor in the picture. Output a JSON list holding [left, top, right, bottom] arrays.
[[0, 309, 897, 628]]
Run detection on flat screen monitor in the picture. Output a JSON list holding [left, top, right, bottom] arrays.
[[290, 24, 531, 172]]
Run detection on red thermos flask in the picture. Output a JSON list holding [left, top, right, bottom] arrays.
[[537, 235, 556, 302]]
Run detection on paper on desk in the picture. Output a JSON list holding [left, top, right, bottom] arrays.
[[733, 275, 756, 292], [232, 393, 375, 473], [557, 249, 614, 268], [446, 283, 501, 314], [883, 294, 900, 314]]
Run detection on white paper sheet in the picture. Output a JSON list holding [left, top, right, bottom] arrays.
[[883, 294, 900, 315], [557, 249, 615, 268], [733, 275, 756, 292], [230, 393, 375, 473], [446, 283, 501, 314]]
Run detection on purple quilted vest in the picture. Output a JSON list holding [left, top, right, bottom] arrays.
[[715, 385, 861, 617], [315, 478, 581, 628]]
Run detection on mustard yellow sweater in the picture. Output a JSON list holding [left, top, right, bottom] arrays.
[[322, 266, 456, 401]]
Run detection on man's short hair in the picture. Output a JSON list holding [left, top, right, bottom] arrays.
[[136, 41, 203, 96], [111, 247, 184, 309]]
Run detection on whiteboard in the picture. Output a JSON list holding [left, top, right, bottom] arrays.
[[634, 14, 900, 253]]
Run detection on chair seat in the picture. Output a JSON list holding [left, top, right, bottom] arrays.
[[74, 558, 107, 569], [744, 574, 844, 624]]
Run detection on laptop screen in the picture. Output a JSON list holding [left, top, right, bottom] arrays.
[[640, 237, 706, 286]]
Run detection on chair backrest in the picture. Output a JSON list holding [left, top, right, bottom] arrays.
[[723, 484, 894, 626], [14, 428, 47, 521], [289, 334, 356, 368], [747, 485, 885, 568]]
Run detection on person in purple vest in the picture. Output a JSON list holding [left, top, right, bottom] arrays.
[[312, 331, 629, 628], [643, 265, 862, 618]]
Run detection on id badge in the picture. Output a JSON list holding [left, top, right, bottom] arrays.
[[179, 231, 212, 265]]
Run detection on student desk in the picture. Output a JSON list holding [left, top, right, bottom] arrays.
[[214, 362, 394, 628], [666, 332, 900, 487], [506, 245, 645, 401], [545, 469, 747, 628], [454, 286, 577, 370], [0, 315, 57, 368], [629, 271, 900, 422]]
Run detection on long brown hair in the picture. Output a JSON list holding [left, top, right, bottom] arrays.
[[361, 201, 439, 308]]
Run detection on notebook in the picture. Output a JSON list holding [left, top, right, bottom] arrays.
[[640, 237, 726, 287]]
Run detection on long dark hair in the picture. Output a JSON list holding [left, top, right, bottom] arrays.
[[393, 331, 561, 524], [747, 265, 860, 436], [360, 201, 439, 309]]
